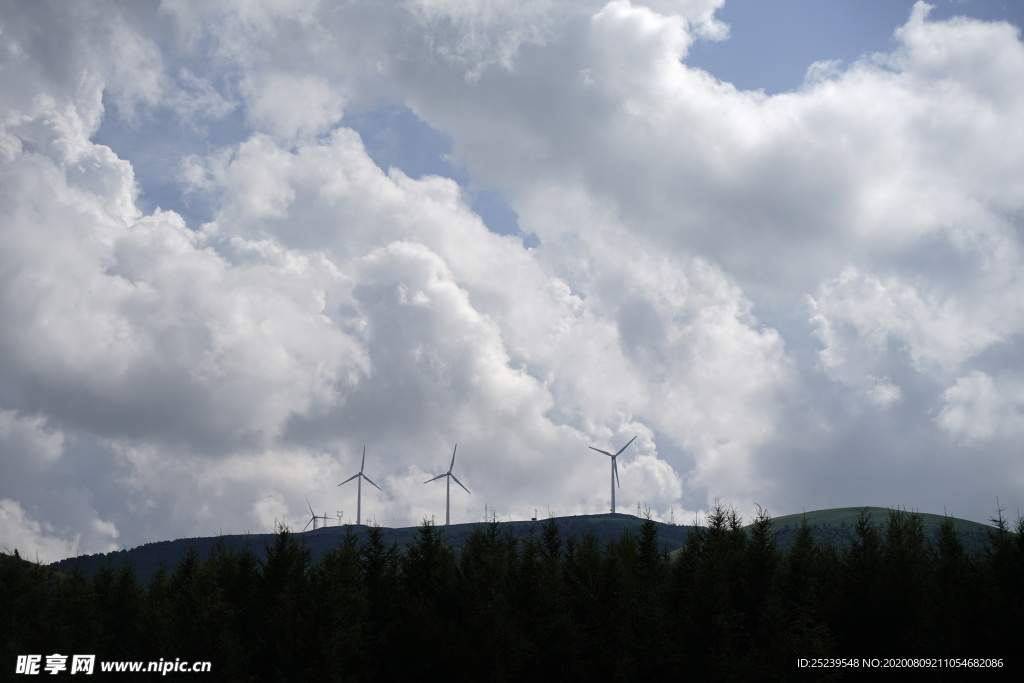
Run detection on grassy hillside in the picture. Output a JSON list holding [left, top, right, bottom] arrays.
[[763, 506, 994, 552]]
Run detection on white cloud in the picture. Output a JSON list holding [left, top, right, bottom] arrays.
[[2, 98, 370, 452], [0, 498, 118, 563], [251, 489, 289, 530], [168, 68, 237, 123], [0, 499, 78, 561], [0, 410, 65, 466], [810, 268, 996, 377], [3, 0, 1024, 559], [867, 376, 903, 408], [936, 371, 1024, 444], [406, 0, 557, 79], [804, 58, 843, 85], [243, 72, 345, 145]]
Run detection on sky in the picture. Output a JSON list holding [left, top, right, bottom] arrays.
[[2, 0, 1023, 562]]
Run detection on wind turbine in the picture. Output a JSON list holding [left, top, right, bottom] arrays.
[[338, 445, 382, 526], [424, 444, 470, 526], [303, 496, 328, 531], [588, 436, 636, 514]]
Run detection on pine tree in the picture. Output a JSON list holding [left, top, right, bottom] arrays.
[[837, 508, 883, 652], [458, 517, 526, 679], [1, 550, 59, 661], [91, 562, 146, 659], [168, 547, 212, 659], [981, 502, 1023, 652], [398, 519, 459, 678], [203, 540, 259, 676], [359, 523, 401, 679], [309, 527, 367, 679], [879, 508, 929, 650], [256, 525, 314, 677]]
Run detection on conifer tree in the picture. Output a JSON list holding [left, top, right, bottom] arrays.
[[309, 527, 367, 678], [837, 508, 882, 652], [981, 502, 1023, 651], [931, 516, 982, 650], [201, 540, 259, 675], [399, 519, 459, 678], [91, 562, 146, 660], [143, 564, 173, 660], [880, 508, 928, 650], [168, 547, 213, 659], [359, 523, 400, 678], [256, 525, 314, 677], [1, 550, 58, 660], [783, 515, 816, 609]]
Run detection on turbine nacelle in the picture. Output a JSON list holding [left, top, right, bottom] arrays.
[[338, 446, 383, 492], [423, 444, 471, 494]]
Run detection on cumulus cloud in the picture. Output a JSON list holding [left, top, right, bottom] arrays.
[[243, 73, 345, 145], [936, 371, 1024, 444], [1, 113, 368, 451], [2, 0, 1023, 560], [0, 410, 65, 466], [809, 267, 1004, 380]]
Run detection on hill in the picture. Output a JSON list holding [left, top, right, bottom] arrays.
[[48, 513, 694, 585], [762, 506, 995, 552], [48, 506, 999, 584]]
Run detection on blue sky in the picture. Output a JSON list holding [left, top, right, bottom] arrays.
[[689, 0, 1024, 93], [3, 0, 1024, 561]]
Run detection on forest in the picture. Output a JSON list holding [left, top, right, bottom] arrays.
[[2, 505, 1021, 680]]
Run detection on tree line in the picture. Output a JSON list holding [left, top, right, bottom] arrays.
[[3, 504, 1021, 680]]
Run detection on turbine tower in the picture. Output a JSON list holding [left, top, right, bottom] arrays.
[[588, 436, 636, 514], [338, 445, 382, 526], [424, 444, 470, 526]]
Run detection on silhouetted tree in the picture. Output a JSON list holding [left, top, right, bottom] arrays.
[[308, 527, 367, 679], [256, 525, 314, 678], [837, 508, 883, 652], [398, 520, 459, 678]]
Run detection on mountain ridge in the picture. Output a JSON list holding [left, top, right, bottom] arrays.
[[47, 506, 997, 584]]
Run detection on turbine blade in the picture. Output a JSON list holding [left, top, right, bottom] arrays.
[[362, 473, 382, 491], [424, 473, 446, 484], [303, 518, 313, 531], [338, 473, 360, 486], [450, 473, 471, 494], [361, 445, 366, 473], [589, 446, 613, 457], [449, 444, 457, 472], [614, 435, 637, 457], [305, 495, 315, 517], [613, 457, 620, 487]]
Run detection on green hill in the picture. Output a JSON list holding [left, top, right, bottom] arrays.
[[763, 506, 994, 551], [658, 506, 997, 561]]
